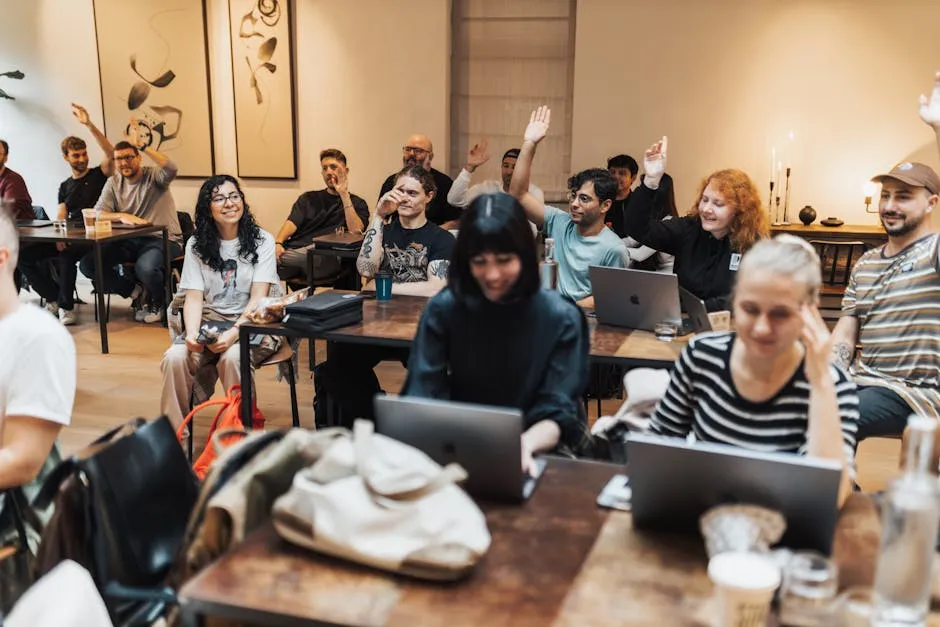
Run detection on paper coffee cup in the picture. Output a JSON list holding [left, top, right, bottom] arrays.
[[82, 208, 97, 231], [708, 551, 780, 627]]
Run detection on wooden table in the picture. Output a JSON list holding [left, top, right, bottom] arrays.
[[17, 223, 170, 353], [770, 223, 887, 249], [178, 458, 935, 626], [237, 295, 687, 427]]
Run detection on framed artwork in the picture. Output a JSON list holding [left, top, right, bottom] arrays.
[[228, 0, 297, 179], [92, 0, 215, 178]]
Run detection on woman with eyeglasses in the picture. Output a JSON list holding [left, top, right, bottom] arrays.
[[624, 137, 769, 311], [160, 174, 280, 427]]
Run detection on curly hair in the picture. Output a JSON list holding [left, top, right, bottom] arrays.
[[687, 169, 768, 252], [192, 174, 263, 273]]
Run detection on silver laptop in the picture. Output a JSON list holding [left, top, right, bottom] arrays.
[[589, 266, 681, 331], [374, 396, 546, 502], [626, 433, 842, 552], [678, 286, 712, 334]]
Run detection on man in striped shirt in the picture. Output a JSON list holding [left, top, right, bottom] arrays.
[[831, 161, 940, 440]]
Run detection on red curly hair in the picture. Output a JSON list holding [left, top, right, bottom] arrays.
[[687, 169, 769, 252]]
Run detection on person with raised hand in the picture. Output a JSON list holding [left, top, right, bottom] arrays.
[[509, 106, 628, 307], [624, 136, 768, 311], [650, 235, 858, 507], [919, 71, 940, 158], [447, 139, 544, 210]]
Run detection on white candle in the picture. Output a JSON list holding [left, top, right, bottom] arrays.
[[771, 147, 776, 183], [776, 163, 782, 196]]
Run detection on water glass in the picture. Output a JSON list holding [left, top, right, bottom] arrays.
[[334, 225, 346, 236], [375, 273, 393, 302], [654, 319, 679, 342], [778, 551, 839, 626], [835, 587, 874, 627]]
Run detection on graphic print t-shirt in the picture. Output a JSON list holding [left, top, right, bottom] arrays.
[[379, 220, 455, 283], [179, 230, 279, 317]]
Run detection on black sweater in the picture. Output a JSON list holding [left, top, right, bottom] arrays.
[[623, 184, 737, 311], [402, 288, 589, 449]]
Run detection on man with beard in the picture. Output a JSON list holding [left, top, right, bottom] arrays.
[[446, 143, 544, 209], [509, 106, 628, 307], [18, 104, 113, 325], [378, 134, 458, 229]]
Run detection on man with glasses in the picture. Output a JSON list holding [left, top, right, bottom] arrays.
[[509, 106, 628, 306], [379, 134, 458, 228], [79, 122, 182, 323]]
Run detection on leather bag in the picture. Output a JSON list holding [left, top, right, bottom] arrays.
[[0, 490, 35, 620]]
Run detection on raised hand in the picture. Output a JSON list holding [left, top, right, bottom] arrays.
[[465, 139, 490, 172], [332, 170, 349, 196], [124, 117, 144, 149], [801, 304, 835, 386], [71, 103, 91, 126], [919, 71, 940, 130], [644, 136, 668, 181], [524, 106, 551, 145], [377, 189, 405, 218]]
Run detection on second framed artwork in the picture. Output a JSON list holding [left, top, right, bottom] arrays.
[[229, 0, 298, 179]]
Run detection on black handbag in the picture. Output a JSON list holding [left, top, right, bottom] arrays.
[[35, 416, 199, 624], [0, 489, 35, 620], [284, 290, 366, 333]]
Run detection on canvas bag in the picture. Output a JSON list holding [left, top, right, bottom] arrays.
[[272, 420, 491, 581]]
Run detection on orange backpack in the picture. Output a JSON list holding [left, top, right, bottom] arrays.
[[176, 384, 265, 479]]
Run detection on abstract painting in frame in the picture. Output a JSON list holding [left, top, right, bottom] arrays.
[[93, 0, 215, 178], [229, 0, 297, 179]]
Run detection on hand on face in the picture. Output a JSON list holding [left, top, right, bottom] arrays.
[[919, 71, 940, 130], [331, 170, 349, 195], [377, 189, 405, 218], [524, 106, 551, 144], [800, 304, 834, 386]]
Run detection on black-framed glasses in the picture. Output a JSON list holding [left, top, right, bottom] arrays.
[[210, 192, 243, 205], [567, 191, 596, 204], [115, 154, 139, 162], [402, 146, 429, 156]]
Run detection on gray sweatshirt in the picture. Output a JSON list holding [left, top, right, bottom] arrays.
[[95, 162, 182, 242]]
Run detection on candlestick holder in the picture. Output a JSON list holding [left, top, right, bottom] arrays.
[[767, 181, 775, 222], [771, 196, 783, 226], [780, 167, 791, 225]]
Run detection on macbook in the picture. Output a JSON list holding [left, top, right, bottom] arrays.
[[678, 286, 712, 334], [589, 266, 680, 331], [374, 395, 546, 502], [626, 433, 842, 552]]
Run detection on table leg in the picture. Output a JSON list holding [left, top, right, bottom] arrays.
[[239, 326, 253, 428], [162, 228, 170, 328], [94, 241, 109, 354]]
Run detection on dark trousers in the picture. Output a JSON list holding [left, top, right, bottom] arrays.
[[314, 342, 409, 426], [17, 243, 87, 310], [78, 236, 180, 308], [855, 385, 913, 442]]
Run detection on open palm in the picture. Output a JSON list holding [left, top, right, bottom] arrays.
[[524, 106, 551, 144], [919, 72, 940, 129], [466, 139, 490, 168]]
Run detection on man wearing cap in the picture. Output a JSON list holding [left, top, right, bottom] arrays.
[[447, 141, 544, 209], [378, 134, 458, 229], [831, 158, 940, 440]]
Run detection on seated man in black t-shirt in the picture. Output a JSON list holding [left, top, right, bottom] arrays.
[[18, 103, 113, 325], [315, 165, 456, 425], [378, 134, 459, 229], [274, 148, 369, 284]]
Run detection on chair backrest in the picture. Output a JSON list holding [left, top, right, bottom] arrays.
[[808, 240, 867, 287], [32, 205, 48, 220], [177, 211, 195, 245]]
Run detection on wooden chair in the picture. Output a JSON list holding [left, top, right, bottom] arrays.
[[808, 240, 867, 320]]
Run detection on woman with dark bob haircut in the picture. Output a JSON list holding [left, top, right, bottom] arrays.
[[403, 192, 591, 469], [160, 174, 281, 427]]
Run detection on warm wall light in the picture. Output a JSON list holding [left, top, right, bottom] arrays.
[[863, 181, 878, 213]]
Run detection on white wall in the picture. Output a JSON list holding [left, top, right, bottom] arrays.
[[572, 0, 940, 227], [0, 0, 450, 233]]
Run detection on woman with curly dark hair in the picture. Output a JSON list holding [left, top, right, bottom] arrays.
[[160, 174, 279, 426], [624, 137, 769, 311]]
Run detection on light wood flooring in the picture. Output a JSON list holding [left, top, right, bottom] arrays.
[[26, 283, 902, 493]]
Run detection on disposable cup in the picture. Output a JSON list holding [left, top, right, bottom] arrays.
[[708, 551, 781, 627]]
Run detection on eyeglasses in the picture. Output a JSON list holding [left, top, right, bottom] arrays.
[[115, 154, 139, 162], [402, 146, 430, 156], [567, 191, 596, 204], [210, 192, 243, 205]]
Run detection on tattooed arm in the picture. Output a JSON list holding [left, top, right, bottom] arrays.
[[830, 316, 859, 370], [391, 260, 449, 297], [356, 215, 386, 279]]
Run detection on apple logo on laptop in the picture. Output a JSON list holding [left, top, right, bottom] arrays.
[[630, 294, 640, 305]]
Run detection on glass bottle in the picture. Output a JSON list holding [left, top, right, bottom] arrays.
[[872, 414, 940, 626], [540, 237, 558, 290]]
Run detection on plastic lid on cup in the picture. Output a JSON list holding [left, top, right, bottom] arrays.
[[708, 551, 781, 590]]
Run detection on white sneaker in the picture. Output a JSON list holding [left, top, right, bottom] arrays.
[[58, 308, 77, 326], [141, 307, 162, 324], [134, 307, 147, 322], [44, 302, 59, 316]]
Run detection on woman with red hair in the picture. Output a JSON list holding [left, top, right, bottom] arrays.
[[623, 137, 769, 311]]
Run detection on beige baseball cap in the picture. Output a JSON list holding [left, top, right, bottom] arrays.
[[871, 161, 940, 195]]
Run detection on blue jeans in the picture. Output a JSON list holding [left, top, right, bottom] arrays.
[[79, 236, 181, 308]]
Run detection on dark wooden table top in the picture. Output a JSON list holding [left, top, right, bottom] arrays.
[[17, 223, 165, 243], [179, 461, 937, 626], [179, 458, 619, 627], [770, 223, 886, 236]]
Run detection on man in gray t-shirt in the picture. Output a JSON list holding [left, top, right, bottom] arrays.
[[79, 136, 183, 319]]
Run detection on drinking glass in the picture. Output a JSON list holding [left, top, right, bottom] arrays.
[[654, 319, 679, 342], [778, 551, 838, 626], [835, 587, 874, 627]]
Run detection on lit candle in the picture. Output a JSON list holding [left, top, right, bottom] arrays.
[[787, 131, 795, 168], [771, 147, 776, 182], [776, 163, 782, 195]]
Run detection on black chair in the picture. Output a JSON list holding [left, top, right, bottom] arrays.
[[808, 240, 867, 321], [170, 211, 195, 294]]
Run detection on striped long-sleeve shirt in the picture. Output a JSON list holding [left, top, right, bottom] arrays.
[[649, 332, 859, 471], [842, 233, 940, 419]]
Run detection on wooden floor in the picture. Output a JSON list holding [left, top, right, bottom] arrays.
[[30, 283, 902, 493]]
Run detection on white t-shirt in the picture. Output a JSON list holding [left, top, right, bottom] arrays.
[[0, 304, 76, 429], [179, 230, 279, 316]]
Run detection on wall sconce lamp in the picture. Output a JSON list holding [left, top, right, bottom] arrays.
[[864, 181, 879, 213]]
